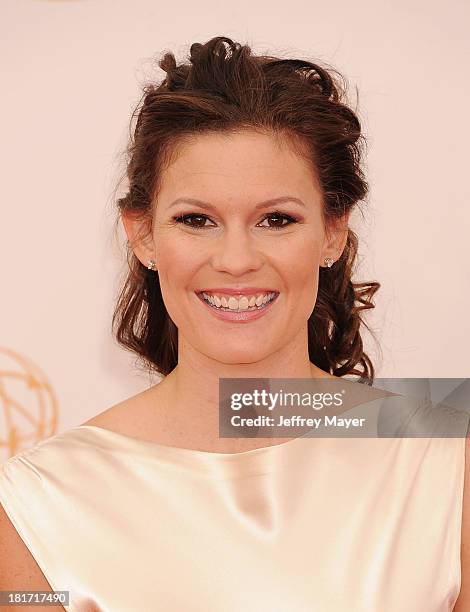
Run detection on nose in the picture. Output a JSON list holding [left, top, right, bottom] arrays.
[[211, 223, 264, 276]]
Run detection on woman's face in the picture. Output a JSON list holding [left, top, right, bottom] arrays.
[[125, 130, 347, 365]]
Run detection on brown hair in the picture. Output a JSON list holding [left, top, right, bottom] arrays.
[[112, 35, 381, 384]]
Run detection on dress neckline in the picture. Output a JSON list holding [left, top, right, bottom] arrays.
[[68, 424, 319, 478]]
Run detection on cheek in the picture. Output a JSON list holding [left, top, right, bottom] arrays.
[[275, 235, 322, 283], [277, 237, 321, 314], [155, 237, 200, 285]]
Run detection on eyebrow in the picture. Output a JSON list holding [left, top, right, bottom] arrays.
[[167, 196, 307, 211]]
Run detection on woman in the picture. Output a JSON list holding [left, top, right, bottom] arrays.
[[1, 36, 468, 611]]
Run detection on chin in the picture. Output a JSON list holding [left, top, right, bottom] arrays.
[[204, 346, 271, 365]]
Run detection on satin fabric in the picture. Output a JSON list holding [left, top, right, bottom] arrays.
[[0, 413, 467, 611]]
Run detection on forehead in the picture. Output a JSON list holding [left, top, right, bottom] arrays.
[[157, 130, 321, 204]]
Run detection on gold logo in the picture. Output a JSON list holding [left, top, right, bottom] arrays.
[[0, 347, 59, 461]]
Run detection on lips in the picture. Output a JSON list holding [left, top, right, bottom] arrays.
[[195, 290, 279, 322], [196, 287, 278, 296]]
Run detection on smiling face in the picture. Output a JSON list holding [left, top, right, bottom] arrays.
[[123, 129, 349, 366]]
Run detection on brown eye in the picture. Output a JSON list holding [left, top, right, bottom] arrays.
[[258, 213, 297, 230], [174, 214, 213, 228]]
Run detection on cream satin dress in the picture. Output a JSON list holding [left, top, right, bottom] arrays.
[[0, 396, 468, 611]]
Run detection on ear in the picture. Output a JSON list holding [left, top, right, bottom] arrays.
[[321, 212, 350, 267], [121, 210, 157, 269]]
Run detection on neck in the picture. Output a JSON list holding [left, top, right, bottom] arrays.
[[150, 335, 334, 451]]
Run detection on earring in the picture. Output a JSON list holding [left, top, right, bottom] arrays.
[[147, 259, 157, 271], [323, 257, 334, 268]]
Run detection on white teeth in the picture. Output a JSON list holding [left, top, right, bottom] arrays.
[[239, 296, 249, 310], [201, 291, 277, 312]]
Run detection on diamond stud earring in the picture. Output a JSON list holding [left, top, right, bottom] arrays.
[[147, 259, 157, 270], [323, 257, 334, 268]]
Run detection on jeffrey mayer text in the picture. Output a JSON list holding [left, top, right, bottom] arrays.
[[231, 415, 366, 428], [279, 415, 366, 429]]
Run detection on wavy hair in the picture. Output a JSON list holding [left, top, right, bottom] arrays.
[[112, 35, 381, 384]]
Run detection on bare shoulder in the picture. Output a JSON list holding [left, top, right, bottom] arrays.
[[452, 432, 470, 610], [81, 380, 168, 439], [0, 502, 65, 610]]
